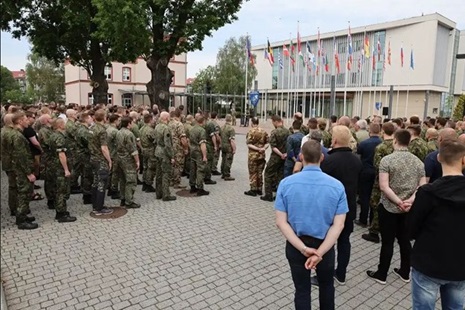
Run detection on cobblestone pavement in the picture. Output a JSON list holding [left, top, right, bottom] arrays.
[[1, 133, 428, 310]]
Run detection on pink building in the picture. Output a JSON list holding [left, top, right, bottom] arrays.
[[64, 54, 187, 106]]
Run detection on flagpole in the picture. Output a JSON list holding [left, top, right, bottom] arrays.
[[244, 33, 249, 121], [396, 85, 400, 117], [343, 21, 350, 116], [281, 51, 285, 120], [287, 33, 292, 124], [405, 47, 412, 117]]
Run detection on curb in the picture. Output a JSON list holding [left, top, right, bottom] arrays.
[[1, 281, 7, 310]]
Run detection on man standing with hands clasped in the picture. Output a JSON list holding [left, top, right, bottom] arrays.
[[275, 140, 348, 310]]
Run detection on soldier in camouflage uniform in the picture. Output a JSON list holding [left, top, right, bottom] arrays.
[[76, 112, 94, 205], [261, 115, 289, 201], [203, 112, 218, 184], [140, 113, 157, 192], [182, 115, 194, 177], [38, 114, 56, 209], [10, 112, 39, 229], [169, 109, 189, 188], [209, 111, 222, 175], [288, 113, 309, 136], [318, 118, 332, 148], [244, 117, 269, 196], [154, 112, 176, 201], [230, 103, 237, 126], [115, 117, 141, 208], [106, 114, 121, 199], [1, 114, 18, 216], [188, 114, 210, 196], [220, 114, 236, 181], [362, 122, 396, 243], [88, 110, 113, 215], [65, 109, 81, 193], [49, 118, 77, 222], [408, 124, 429, 162], [425, 128, 439, 154], [129, 111, 143, 184]]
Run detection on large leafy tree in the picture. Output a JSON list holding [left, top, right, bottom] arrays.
[[9, 0, 112, 104], [25, 52, 65, 103], [191, 66, 217, 94], [92, 0, 245, 110], [0, 66, 19, 101]]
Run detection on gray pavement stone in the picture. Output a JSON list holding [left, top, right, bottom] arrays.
[[1, 134, 423, 309]]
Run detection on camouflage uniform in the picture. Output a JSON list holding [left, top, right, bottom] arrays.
[[169, 119, 187, 186], [115, 127, 139, 204], [288, 124, 309, 136], [76, 123, 93, 199], [408, 137, 429, 162], [189, 124, 208, 189], [231, 108, 237, 126], [140, 123, 157, 187], [211, 119, 221, 173], [89, 123, 110, 211], [106, 123, 120, 193], [320, 129, 332, 149], [183, 121, 193, 176], [427, 138, 438, 154], [369, 139, 394, 235], [1, 125, 18, 215], [49, 130, 71, 213], [130, 124, 142, 176], [246, 127, 269, 192], [10, 128, 34, 224], [38, 125, 56, 205], [263, 126, 290, 197], [220, 122, 235, 177], [154, 123, 174, 199], [204, 120, 219, 180], [65, 119, 80, 189]]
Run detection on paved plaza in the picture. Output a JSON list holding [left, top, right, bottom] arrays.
[[1, 132, 427, 310]]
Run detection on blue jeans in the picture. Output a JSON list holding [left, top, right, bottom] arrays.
[[412, 268, 465, 310]]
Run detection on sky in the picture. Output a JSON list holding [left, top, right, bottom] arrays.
[[2, 0, 465, 78]]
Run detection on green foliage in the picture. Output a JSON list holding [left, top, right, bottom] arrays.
[[3, 89, 33, 105], [452, 94, 465, 121], [0, 66, 19, 101], [191, 66, 217, 94], [25, 52, 65, 103], [1, 0, 30, 31]]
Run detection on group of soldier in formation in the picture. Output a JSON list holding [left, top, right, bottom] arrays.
[[1, 103, 236, 230]]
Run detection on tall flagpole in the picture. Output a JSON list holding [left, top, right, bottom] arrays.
[[343, 22, 350, 115], [280, 49, 285, 120], [244, 33, 249, 119], [405, 46, 412, 117], [287, 33, 292, 124]]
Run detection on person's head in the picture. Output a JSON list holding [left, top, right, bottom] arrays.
[[178, 105, 184, 112], [355, 119, 367, 131], [438, 128, 458, 144], [210, 111, 218, 120], [120, 116, 132, 129], [195, 113, 204, 125], [409, 115, 420, 125], [143, 113, 153, 125], [108, 113, 120, 126], [317, 118, 327, 131], [330, 115, 337, 124], [459, 134, 465, 144], [436, 117, 447, 129], [372, 115, 382, 125], [7, 105, 18, 114], [369, 123, 381, 136], [39, 114, 53, 126], [461, 121, 465, 131], [225, 114, 232, 123], [407, 124, 421, 139], [292, 120, 302, 131], [40, 107, 51, 116], [294, 112, 303, 121], [271, 115, 283, 128], [186, 114, 194, 124], [25, 111, 36, 126], [173, 108, 182, 119], [310, 130, 323, 143], [129, 111, 139, 121], [251, 117, 259, 126], [12, 111, 28, 129], [425, 128, 438, 141], [94, 109, 106, 123], [382, 122, 396, 137], [337, 116, 351, 128], [438, 140, 465, 171], [3, 113, 14, 127], [52, 118, 66, 131], [445, 120, 456, 129], [300, 140, 323, 166], [393, 129, 411, 148], [66, 109, 77, 120], [307, 118, 318, 130], [331, 125, 351, 148], [159, 111, 170, 123], [392, 118, 403, 129]]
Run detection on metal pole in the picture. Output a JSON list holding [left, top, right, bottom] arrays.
[[330, 75, 336, 116], [424, 90, 429, 121], [388, 85, 393, 119]]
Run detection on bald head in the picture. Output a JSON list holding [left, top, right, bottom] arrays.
[[458, 134, 465, 145], [159, 111, 170, 123], [52, 117, 65, 130], [425, 128, 438, 140], [3, 113, 14, 126], [439, 128, 458, 143], [66, 109, 77, 119], [331, 125, 351, 147], [39, 114, 52, 125], [294, 112, 303, 120], [129, 111, 139, 120], [195, 113, 204, 124], [338, 116, 351, 128]]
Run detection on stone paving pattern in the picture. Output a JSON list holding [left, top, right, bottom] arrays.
[[1, 129, 437, 309]]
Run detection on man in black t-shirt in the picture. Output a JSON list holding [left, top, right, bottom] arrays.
[[23, 112, 43, 199]]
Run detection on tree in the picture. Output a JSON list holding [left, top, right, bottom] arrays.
[[191, 66, 217, 94], [1, 66, 20, 103], [214, 36, 257, 96], [10, 0, 112, 104], [92, 0, 245, 110], [25, 52, 65, 103], [1, 0, 30, 31], [452, 94, 465, 121]]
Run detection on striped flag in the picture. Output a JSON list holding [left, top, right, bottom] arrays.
[[297, 27, 304, 65], [325, 53, 329, 72], [317, 28, 321, 57], [306, 41, 315, 65], [246, 36, 254, 65], [401, 45, 404, 67], [372, 47, 376, 70], [377, 39, 381, 61], [364, 35, 370, 58], [347, 25, 353, 70], [267, 39, 274, 65], [278, 51, 284, 69], [334, 38, 340, 74], [283, 44, 290, 57], [410, 49, 414, 70]]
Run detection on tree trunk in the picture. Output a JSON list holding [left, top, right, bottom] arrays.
[[146, 55, 173, 111], [90, 64, 108, 105]]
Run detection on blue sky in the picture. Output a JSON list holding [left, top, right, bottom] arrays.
[[2, 0, 464, 78]]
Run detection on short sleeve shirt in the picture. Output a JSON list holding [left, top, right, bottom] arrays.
[[23, 126, 41, 156]]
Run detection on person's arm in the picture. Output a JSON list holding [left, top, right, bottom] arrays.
[[293, 161, 303, 173], [200, 142, 207, 161], [28, 136, 43, 153], [379, 172, 403, 206], [229, 136, 236, 154], [407, 187, 432, 240], [424, 153, 435, 183], [315, 214, 345, 256], [403, 176, 427, 206], [58, 151, 70, 176]]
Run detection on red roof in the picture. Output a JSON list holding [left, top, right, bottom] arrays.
[[11, 70, 26, 79], [186, 78, 195, 85]]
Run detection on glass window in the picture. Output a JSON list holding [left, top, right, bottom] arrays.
[[122, 67, 131, 82], [122, 93, 132, 107], [171, 70, 175, 86], [88, 93, 94, 105], [104, 66, 112, 80], [108, 93, 113, 105]]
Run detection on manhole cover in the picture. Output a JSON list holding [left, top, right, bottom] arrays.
[[176, 190, 200, 198], [89, 207, 128, 219]]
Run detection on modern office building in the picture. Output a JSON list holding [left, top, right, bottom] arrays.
[[64, 54, 188, 106], [252, 13, 465, 118]]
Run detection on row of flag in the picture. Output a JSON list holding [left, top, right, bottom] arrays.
[[245, 25, 415, 76]]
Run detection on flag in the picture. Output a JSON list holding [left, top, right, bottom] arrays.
[[283, 44, 290, 57], [306, 41, 315, 65], [372, 47, 376, 70], [347, 25, 353, 70], [290, 40, 296, 64], [357, 54, 362, 72], [278, 51, 284, 69], [400, 45, 404, 67], [324, 54, 329, 72], [410, 49, 414, 70], [267, 39, 274, 65], [364, 35, 370, 58], [246, 36, 254, 65], [317, 28, 321, 57], [334, 39, 340, 74], [377, 39, 381, 61], [264, 49, 268, 60], [388, 41, 391, 65]]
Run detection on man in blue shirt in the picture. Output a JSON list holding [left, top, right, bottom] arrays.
[[275, 140, 348, 310], [284, 120, 304, 178], [356, 123, 382, 226]]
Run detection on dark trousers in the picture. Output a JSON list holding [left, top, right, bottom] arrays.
[[335, 219, 353, 281], [286, 239, 335, 310], [377, 204, 411, 279], [359, 170, 376, 224]]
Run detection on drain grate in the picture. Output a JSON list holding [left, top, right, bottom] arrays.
[[89, 207, 128, 219]]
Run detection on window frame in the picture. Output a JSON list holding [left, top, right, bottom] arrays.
[[104, 66, 113, 81], [122, 67, 131, 82]]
